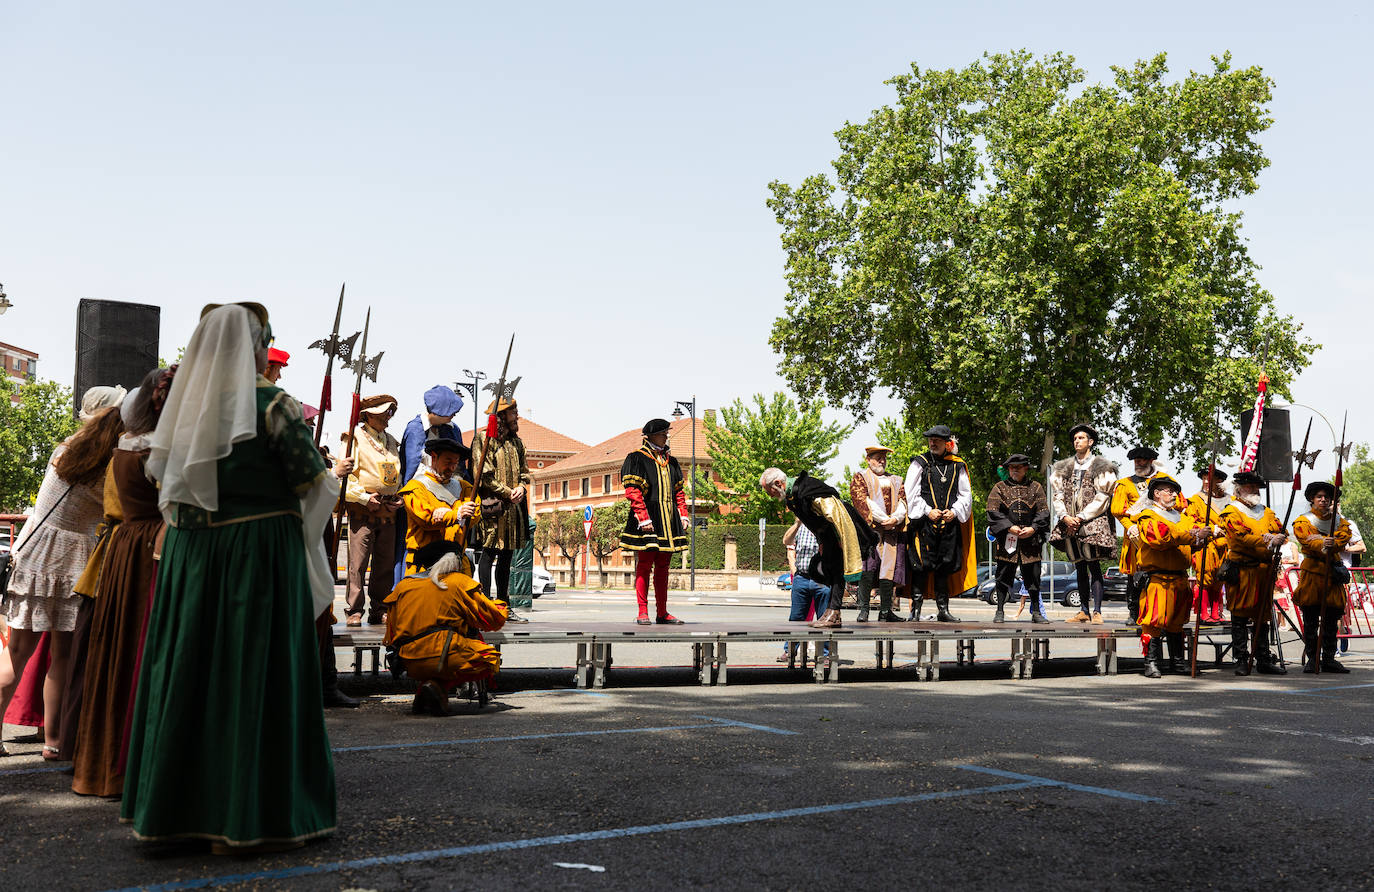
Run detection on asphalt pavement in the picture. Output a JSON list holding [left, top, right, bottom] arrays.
[[3, 590, 1373, 890]]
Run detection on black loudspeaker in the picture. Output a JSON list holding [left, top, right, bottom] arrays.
[[1241, 406, 1292, 483], [73, 299, 160, 416]]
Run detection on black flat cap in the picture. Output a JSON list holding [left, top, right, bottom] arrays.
[[425, 437, 471, 458], [1305, 480, 1338, 502], [1198, 466, 1229, 482], [923, 424, 954, 439], [643, 418, 671, 435], [1069, 423, 1099, 442], [1126, 446, 1158, 461], [1232, 470, 1267, 488], [1147, 474, 1182, 497], [413, 541, 465, 572], [1003, 453, 1032, 467]]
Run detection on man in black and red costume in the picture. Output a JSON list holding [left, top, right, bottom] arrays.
[[619, 418, 691, 624], [903, 425, 977, 622]]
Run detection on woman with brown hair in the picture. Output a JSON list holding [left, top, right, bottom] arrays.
[[0, 406, 124, 758], [72, 367, 174, 795]]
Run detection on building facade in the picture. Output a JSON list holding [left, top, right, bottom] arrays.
[[1, 341, 39, 403]]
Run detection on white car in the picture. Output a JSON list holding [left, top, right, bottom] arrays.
[[531, 567, 555, 597]]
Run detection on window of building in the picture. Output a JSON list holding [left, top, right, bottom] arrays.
[[580, 477, 589, 497], [561, 480, 569, 499], [543, 483, 550, 501], [603, 473, 612, 493]]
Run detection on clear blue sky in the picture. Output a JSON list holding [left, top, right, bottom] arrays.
[[1, 0, 1368, 484]]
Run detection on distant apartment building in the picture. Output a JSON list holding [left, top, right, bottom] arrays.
[[1, 341, 39, 403], [459, 417, 589, 479]]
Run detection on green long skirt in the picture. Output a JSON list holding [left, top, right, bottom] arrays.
[[120, 515, 336, 845]]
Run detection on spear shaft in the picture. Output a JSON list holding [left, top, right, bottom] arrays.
[[1315, 411, 1350, 675], [332, 308, 372, 561], [1191, 407, 1223, 678], [314, 283, 346, 447], [1249, 417, 1312, 674]]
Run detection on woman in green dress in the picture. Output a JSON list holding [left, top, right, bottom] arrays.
[[121, 302, 339, 852]]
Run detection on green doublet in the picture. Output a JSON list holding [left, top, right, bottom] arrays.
[[121, 382, 335, 846]]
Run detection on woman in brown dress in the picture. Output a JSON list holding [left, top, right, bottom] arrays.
[[72, 368, 173, 796]]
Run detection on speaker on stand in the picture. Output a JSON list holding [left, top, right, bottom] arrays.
[[73, 299, 161, 417]]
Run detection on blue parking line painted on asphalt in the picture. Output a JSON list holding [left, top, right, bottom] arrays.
[[957, 765, 1169, 804], [331, 723, 723, 753], [693, 715, 799, 736], [101, 780, 1046, 892]]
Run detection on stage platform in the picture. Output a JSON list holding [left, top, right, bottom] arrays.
[[334, 619, 1146, 687]]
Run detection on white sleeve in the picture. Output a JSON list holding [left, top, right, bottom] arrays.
[[905, 461, 930, 520], [951, 465, 972, 523], [300, 471, 338, 617]]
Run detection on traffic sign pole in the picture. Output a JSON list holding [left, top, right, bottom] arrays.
[[582, 506, 593, 588]]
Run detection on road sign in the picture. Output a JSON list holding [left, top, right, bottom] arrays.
[[583, 520, 593, 538], [985, 527, 995, 542], [758, 517, 766, 532], [583, 505, 593, 522]]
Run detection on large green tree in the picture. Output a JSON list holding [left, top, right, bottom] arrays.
[[0, 377, 79, 513], [768, 51, 1313, 480], [704, 392, 852, 523], [1337, 445, 1374, 550]]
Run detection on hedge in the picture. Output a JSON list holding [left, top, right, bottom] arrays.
[[686, 524, 792, 572]]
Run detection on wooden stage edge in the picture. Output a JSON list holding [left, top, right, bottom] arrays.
[[330, 619, 1204, 688]]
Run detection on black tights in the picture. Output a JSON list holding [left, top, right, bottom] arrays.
[[1075, 560, 1104, 614], [479, 549, 513, 604]]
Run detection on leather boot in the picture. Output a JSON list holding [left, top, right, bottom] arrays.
[[1231, 619, 1251, 676], [319, 613, 360, 707], [1321, 614, 1350, 673], [1254, 622, 1287, 674], [856, 574, 873, 622], [936, 595, 961, 623], [876, 580, 904, 622], [993, 585, 1008, 623], [1302, 624, 1319, 674], [810, 609, 842, 629], [1142, 634, 1162, 679], [1165, 632, 1187, 673], [908, 595, 924, 622]]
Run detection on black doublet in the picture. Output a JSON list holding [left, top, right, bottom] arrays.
[[909, 453, 965, 575]]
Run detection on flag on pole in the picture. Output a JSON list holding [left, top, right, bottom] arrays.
[[1239, 375, 1268, 473]]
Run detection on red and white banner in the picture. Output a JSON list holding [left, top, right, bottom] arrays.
[[1239, 375, 1268, 473]]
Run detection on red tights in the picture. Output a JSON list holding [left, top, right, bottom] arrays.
[[634, 551, 672, 618]]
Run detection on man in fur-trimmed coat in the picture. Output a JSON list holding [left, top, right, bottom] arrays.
[[1049, 423, 1118, 624]]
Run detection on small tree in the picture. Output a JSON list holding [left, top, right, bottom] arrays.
[[549, 508, 585, 582], [588, 500, 632, 586], [0, 377, 79, 513], [532, 513, 554, 571], [1337, 445, 1374, 548], [704, 392, 852, 524]]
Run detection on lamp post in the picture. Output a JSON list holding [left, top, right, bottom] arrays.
[[672, 396, 697, 591], [0, 283, 11, 315], [456, 368, 487, 439]]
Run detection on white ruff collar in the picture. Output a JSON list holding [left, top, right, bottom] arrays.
[[417, 471, 465, 506]]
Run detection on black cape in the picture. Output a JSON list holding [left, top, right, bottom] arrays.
[[785, 472, 877, 586]]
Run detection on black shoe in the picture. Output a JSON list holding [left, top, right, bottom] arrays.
[[655, 614, 685, 625], [1165, 632, 1187, 673], [935, 598, 961, 623], [323, 684, 361, 708], [1143, 638, 1163, 679], [1320, 658, 1351, 674], [908, 597, 924, 622], [992, 608, 1005, 623], [856, 607, 871, 622], [876, 610, 905, 623], [1031, 613, 1051, 624], [1256, 657, 1287, 675]]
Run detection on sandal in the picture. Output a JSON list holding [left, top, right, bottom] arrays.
[[42, 745, 63, 762], [634, 615, 651, 625]]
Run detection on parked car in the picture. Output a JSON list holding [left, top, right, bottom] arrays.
[[776, 572, 793, 591], [532, 566, 556, 597], [977, 561, 1129, 607]]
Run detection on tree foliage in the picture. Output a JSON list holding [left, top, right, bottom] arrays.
[[0, 377, 79, 513], [768, 50, 1313, 481], [704, 392, 852, 523], [588, 500, 632, 586], [1337, 445, 1374, 550]]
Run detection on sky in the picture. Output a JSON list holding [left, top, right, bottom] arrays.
[[1, 0, 1369, 491]]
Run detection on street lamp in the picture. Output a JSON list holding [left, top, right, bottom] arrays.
[[455, 368, 488, 439], [672, 396, 697, 591], [0, 283, 10, 315]]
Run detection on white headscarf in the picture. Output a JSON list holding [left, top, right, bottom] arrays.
[[147, 305, 262, 518], [79, 385, 127, 422]]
